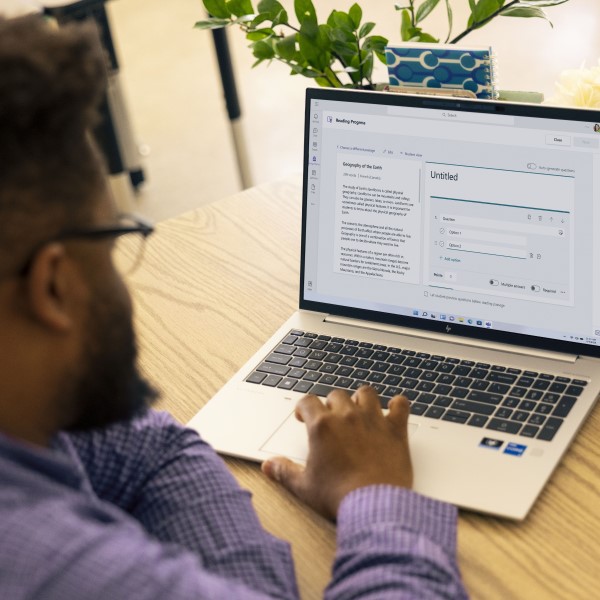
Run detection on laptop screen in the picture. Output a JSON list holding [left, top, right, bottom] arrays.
[[300, 88, 600, 358]]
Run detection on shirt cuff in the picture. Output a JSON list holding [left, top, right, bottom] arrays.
[[337, 486, 458, 552]]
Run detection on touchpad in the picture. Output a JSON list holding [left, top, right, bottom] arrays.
[[260, 412, 418, 463]]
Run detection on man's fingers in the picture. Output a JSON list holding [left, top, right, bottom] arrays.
[[353, 385, 382, 413], [295, 393, 327, 423], [387, 395, 411, 437], [261, 457, 305, 497], [325, 388, 355, 412]]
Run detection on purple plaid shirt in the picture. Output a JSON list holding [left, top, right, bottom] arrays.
[[0, 410, 467, 599]]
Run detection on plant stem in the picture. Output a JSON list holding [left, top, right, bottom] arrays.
[[449, 0, 520, 44]]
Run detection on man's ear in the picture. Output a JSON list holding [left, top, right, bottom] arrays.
[[26, 243, 77, 332]]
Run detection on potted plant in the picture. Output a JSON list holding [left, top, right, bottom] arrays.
[[196, 0, 570, 89]]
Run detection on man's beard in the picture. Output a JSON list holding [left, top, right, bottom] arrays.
[[63, 286, 159, 432]]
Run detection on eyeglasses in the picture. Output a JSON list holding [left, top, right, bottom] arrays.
[[20, 213, 155, 277]]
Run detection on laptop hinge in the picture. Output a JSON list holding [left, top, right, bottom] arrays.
[[324, 315, 579, 364]]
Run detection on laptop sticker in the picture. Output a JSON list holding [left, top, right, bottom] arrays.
[[503, 443, 527, 457], [479, 437, 503, 450]]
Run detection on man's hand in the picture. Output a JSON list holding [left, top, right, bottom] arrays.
[[261, 386, 413, 521]]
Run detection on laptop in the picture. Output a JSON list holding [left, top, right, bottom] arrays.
[[189, 88, 600, 520]]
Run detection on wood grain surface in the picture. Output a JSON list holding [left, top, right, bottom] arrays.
[[127, 178, 600, 599]]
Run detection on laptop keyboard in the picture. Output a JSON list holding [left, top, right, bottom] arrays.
[[245, 330, 588, 442]]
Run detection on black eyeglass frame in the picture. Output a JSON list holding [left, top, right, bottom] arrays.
[[19, 213, 155, 276]]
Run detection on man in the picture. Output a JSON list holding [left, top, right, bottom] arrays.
[[0, 15, 467, 599]]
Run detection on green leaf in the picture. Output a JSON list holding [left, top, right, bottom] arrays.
[[298, 20, 331, 71], [400, 8, 412, 40], [226, 0, 253, 17], [349, 3, 362, 28], [501, 5, 550, 21], [520, 0, 568, 4], [328, 10, 355, 32], [468, 0, 476, 10], [414, 31, 439, 42], [246, 28, 275, 40], [363, 34, 388, 63], [251, 39, 275, 59], [359, 22, 376, 38], [294, 0, 317, 25], [416, 0, 441, 23], [194, 18, 231, 30], [250, 13, 272, 27], [444, 0, 453, 41], [257, 0, 288, 25], [472, 0, 502, 24], [203, 0, 231, 18], [275, 34, 297, 60]]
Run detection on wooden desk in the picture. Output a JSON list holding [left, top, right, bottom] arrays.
[[130, 178, 600, 599]]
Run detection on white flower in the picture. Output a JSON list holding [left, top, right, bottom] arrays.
[[545, 59, 600, 107]]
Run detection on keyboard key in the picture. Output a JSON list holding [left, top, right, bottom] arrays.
[[470, 380, 490, 391], [421, 371, 439, 382], [308, 340, 327, 350], [410, 402, 428, 415], [303, 371, 321, 382], [331, 337, 345, 343], [403, 357, 422, 367], [325, 343, 343, 353], [352, 368, 370, 380], [257, 362, 290, 376], [282, 334, 299, 345], [488, 383, 510, 395], [443, 410, 470, 424], [336, 377, 354, 389], [293, 380, 313, 393], [401, 378, 419, 390], [487, 372, 517, 384], [518, 400, 536, 412], [263, 375, 283, 387], [467, 390, 503, 405], [487, 418, 522, 435], [246, 371, 267, 384], [309, 384, 336, 397], [511, 410, 529, 423], [422, 360, 439, 370], [533, 379, 550, 391], [319, 363, 337, 374], [433, 384, 452, 395], [388, 354, 405, 365], [324, 353, 343, 364], [496, 408, 513, 419], [542, 392, 560, 404], [418, 393, 436, 404], [517, 376, 535, 387], [468, 414, 488, 428], [350, 380, 369, 390], [383, 375, 402, 386], [434, 396, 452, 407], [319, 374, 338, 386], [425, 406, 445, 419], [549, 382, 567, 393], [372, 361, 390, 373], [293, 348, 312, 358], [491, 365, 506, 372], [316, 334, 331, 341], [356, 348, 374, 359], [534, 403, 553, 415], [454, 377, 473, 388], [288, 368, 306, 379], [275, 344, 296, 355], [437, 363, 454, 373], [416, 381, 436, 392], [305, 360, 322, 371], [528, 414, 546, 426], [524, 370, 538, 377], [537, 417, 563, 441], [508, 387, 527, 398], [266, 353, 292, 365], [452, 399, 495, 415], [278, 378, 297, 390], [437, 374, 455, 385], [304, 332, 318, 339], [289, 357, 307, 368], [388, 365, 407, 376], [403, 389, 419, 400], [339, 345, 358, 355], [520, 425, 539, 438], [452, 366, 472, 377], [335, 366, 354, 377], [449, 387, 469, 399], [565, 385, 584, 397], [373, 351, 391, 362], [553, 396, 576, 418], [294, 338, 313, 348], [502, 397, 520, 408], [539, 373, 554, 380], [367, 372, 385, 383], [525, 390, 543, 401], [358, 341, 373, 348], [356, 359, 374, 370], [340, 356, 358, 367], [572, 379, 588, 387], [470, 368, 489, 379], [346, 339, 359, 346], [310, 350, 327, 361], [289, 329, 304, 337], [384, 386, 403, 398]]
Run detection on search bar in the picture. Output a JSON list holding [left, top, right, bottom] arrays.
[[387, 105, 514, 126]]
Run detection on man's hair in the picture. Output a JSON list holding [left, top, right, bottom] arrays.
[[0, 15, 107, 275]]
